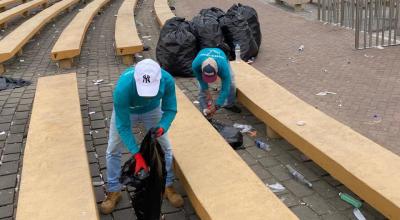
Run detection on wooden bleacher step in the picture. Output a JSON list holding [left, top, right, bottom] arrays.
[[0, 0, 26, 12], [16, 73, 99, 220], [0, 0, 48, 29], [154, 0, 174, 27]]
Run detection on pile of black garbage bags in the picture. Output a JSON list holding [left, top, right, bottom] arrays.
[[156, 3, 262, 77]]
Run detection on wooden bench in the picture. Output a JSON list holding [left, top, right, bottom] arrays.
[[169, 87, 298, 220], [0, 0, 79, 74], [0, 0, 25, 12], [231, 61, 400, 219], [0, 0, 48, 29], [114, 0, 143, 65], [16, 73, 99, 220], [154, 0, 174, 27], [51, 0, 109, 68]]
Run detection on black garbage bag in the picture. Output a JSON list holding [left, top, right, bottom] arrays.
[[228, 4, 262, 48], [159, 17, 193, 37], [156, 25, 197, 77], [191, 15, 230, 56], [199, 7, 225, 20], [0, 77, 31, 91], [120, 131, 166, 220], [211, 120, 243, 149], [220, 9, 259, 61]]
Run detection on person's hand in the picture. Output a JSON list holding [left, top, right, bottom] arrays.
[[133, 153, 148, 175], [203, 104, 220, 117], [151, 127, 164, 138]]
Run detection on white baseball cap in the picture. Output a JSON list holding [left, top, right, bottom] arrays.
[[134, 59, 162, 97]]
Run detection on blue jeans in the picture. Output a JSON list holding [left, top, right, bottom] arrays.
[[198, 65, 237, 110], [106, 107, 174, 192]]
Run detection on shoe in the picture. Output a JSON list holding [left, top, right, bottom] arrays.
[[223, 104, 242, 113], [165, 186, 184, 208], [100, 191, 122, 214]]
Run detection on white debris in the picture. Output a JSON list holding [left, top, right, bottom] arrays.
[[142, 35, 151, 39], [135, 54, 143, 58], [376, 46, 384, 49], [233, 123, 253, 133], [0, 131, 5, 135], [296, 121, 306, 126], [322, 69, 328, 73], [353, 208, 366, 220], [136, 21, 144, 26], [93, 181, 105, 186], [298, 45, 304, 51], [19, 59, 24, 62], [364, 54, 374, 58], [268, 183, 286, 193], [193, 100, 200, 104], [92, 79, 104, 85], [316, 91, 336, 96], [89, 111, 96, 115], [114, 14, 117, 17]]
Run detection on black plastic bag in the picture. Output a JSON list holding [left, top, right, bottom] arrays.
[[211, 120, 243, 149], [191, 15, 230, 56], [0, 77, 31, 91], [156, 25, 197, 77], [228, 4, 262, 48], [120, 131, 166, 220], [159, 17, 193, 37], [220, 9, 258, 61], [199, 7, 225, 20]]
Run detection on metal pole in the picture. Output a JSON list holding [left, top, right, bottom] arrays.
[[323, 0, 326, 21], [389, 0, 393, 44], [356, 0, 360, 48], [394, 0, 399, 44], [369, 0, 373, 47], [382, 0, 386, 45], [318, 0, 322, 20], [376, 0, 380, 46], [364, 0, 368, 48], [352, 0, 356, 28], [341, 0, 345, 25]]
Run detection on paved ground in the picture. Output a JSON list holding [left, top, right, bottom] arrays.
[[0, 0, 394, 219], [174, 0, 400, 157]]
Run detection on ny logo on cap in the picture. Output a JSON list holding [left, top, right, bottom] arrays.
[[143, 75, 151, 83]]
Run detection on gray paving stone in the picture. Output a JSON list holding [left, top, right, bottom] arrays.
[[14, 111, 29, 120], [94, 186, 105, 203], [304, 161, 329, 177], [0, 189, 14, 206], [269, 165, 292, 181], [283, 179, 314, 198], [323, 175, 342, 187], [278, 193, 301, 208], [0, 115, 13, 123], [89, 163, 100, 177], [321, 212, 349, 220], [275, 153, 298, 165], [112, 208, 136, 219], [92, 129, 107, 139], [94, 138, 108, 146], [163, 210, 185, 220], [1, 154, 20, 162], [95, 144, 108, 157], [303, 194, 336, 215], [183, 197, 195, 215], [290, 163, 320, 182], [5, 134, 23, 144], [91, 120, 106, 129], [237, 150, 258, 166], [0, 161, 19, 176], [1, 108, 16, 116], [0, 204, 13, 218], [258, 155, 280, 168], [250, 164, 272, 180], [291, 205, 320, 220], [0, 123, 10, 131], [312, 180, 339, 199], [87, 151, 98, 164], [10, 125, 25, 134], [90, 112, 104, 120], [0, 174, 16, 189], [327, 196, 353, 211], [115, 190, 132, 210], [99, 214, 113, 220], [246, 146, 268, 159]]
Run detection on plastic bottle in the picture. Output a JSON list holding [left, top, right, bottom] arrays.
[[339, 192, 362, 208], [235, 44, 241, 63], [286, 165, 313, 188], [255, 139, 271, 151]]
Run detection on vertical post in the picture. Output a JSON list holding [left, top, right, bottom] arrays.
[[323, 0, 326, 22], [341, 0, 345, 25], [318, 0, 322, 20], [382, 0, 386, 45], [352, 0, 356, 28], [369, 0, 373, 47], [376, 0, 380, 46], [388, 0, 393, 45], [364, 0, 367, 48], [394, 0, 399, 44], [356, 0, 360, 48]]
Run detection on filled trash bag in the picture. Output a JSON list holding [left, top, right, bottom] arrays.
[[120, 131, 166, 220], [199, 7, 225, 20], [159, 17, 193, 37], [211, 119, 243, 149], [156, 23, 197, 77], [220, 9, 258, 61], [191, 14, 230, 56], [227, 4, 262, 48]]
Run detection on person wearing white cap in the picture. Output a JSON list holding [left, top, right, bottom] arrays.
[[192, 47, 241, 118], [100, 59, 183, 214]]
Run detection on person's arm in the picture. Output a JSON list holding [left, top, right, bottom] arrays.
[[158, 78, 177, 132], [113, 88, 139, 154], [192, 55, 208, 91], [215, 61, 231, 107]]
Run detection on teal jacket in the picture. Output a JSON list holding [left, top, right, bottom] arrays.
[[192, 48, 232, 107], [113, 67, 177, 154]]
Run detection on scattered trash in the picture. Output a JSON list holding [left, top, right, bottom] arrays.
[[93, 181, 104, 186], [353, 208, 366, 220], [136, 21, 144, 26], [286, 165, 313, 188], [170, 6, 176, 10], [316, 91, 336, 96], [92, 79, 103, 85], [255, 139, 271, 151], [322, 69, 328, 73], [300, 202, 307, 205], [268, 182, 286, 193], [143, 45, 150, 51], [298, 45, 304, 51], [135, 54, 143, 58], [246, 59, 254, 64], [89, 111, 95, 115], [211, 119, 244, 149], [364, 54, 374, 58], [0, 131, 5, 135], [19, 59, 24, 62], [193, 100, 200, 104], [0, 76, 31, 91], [114, 14, 117, 17], [233, 123, 253, 133], [142, 35, 151, 39], [376, 46, 384, 49], [296, 120, 306, 126], [339, 192, 362, 208]]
